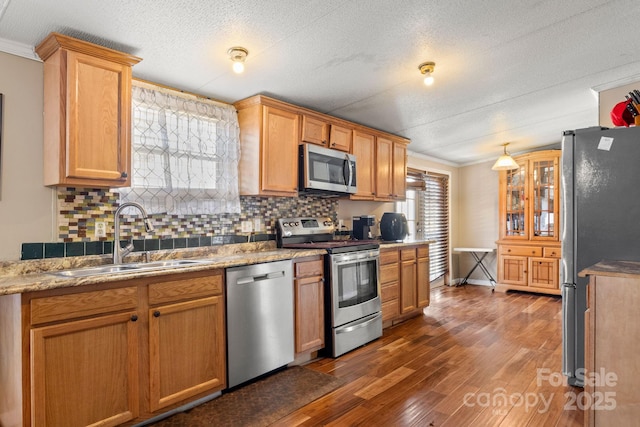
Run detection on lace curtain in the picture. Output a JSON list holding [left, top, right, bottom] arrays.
[[119, 82, 241, 215]]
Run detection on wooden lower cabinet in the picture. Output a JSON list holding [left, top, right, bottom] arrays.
[[581, 262, 640, 426], [381, 244, 430, 327], [31, 311, 139, 427], [293, 256, 325, 355], [148, 296, 225, 411], [496, 242, 561, 295], [20, 270, 226, 427]]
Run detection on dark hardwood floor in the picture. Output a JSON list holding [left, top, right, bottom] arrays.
[[274, 285, 584, 426]]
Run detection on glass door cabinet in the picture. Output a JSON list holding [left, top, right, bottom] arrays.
[[496, 150, 562, 295]]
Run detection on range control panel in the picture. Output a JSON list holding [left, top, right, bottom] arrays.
[[277, 217, 334, 236]]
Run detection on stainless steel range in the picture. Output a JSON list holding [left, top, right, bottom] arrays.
[[276, 217, 382, 357]]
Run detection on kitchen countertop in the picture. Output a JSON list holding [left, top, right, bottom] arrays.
[[0, 239, 433, 296], [579, 260, 640, 279]]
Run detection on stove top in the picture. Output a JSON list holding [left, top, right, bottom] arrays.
[[276, 216, 381, 253]]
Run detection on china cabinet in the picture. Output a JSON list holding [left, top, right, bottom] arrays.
[[496, 150, 561, 294]]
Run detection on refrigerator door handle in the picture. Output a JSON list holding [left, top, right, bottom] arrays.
[[561, 282, 577, 377]]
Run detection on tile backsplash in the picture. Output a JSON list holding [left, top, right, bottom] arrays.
[[21, 188, 339, 260]]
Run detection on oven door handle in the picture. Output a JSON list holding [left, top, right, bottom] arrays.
[[336, 312, 382, 334], [332, 250, 379, 264]]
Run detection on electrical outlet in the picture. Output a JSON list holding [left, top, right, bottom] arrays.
[[241, 221, 253, 233], [253, 218, 262, 232], [95, 221, 107, 238], [338, 219, 344, 229]]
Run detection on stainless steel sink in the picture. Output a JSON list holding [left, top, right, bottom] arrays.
[[50, 259, 211, 277]]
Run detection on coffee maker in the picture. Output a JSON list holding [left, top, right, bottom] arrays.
[[352, 215, 376, 240]]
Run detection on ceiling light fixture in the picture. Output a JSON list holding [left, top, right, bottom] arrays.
[[419, 61, 435, 86], [491, 143, 520, 171], [228, 46, 248, 73]]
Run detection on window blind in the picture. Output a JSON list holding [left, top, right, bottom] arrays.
[[408, 169, 449, 281]]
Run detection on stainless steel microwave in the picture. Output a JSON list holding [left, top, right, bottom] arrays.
[[299, 143, 357, 195]]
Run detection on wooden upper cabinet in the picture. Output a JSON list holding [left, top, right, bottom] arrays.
[[328, 124, 352, 152], [35, 32, 141, 187], [300, 114, 351, 152], [351, 130, 376, 200], [392, 141, 407, 200], [301, 114, 329, 147], [234, 96, 299, 196], [375, 136, 394, 200]]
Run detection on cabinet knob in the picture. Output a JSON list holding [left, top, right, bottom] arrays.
[[322, 140, 327, 145], [153, 310, 161, 318], [120, 171, 128, 178], [130, 314, 138, 322], [331, 142, 336, 147], [507, 249, 511, 253]]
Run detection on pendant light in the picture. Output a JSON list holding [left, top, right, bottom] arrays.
[[491, 143, 519, 171]]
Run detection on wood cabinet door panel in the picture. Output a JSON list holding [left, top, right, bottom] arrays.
[[295, 276, 325, 354], [400, 260, 417, 314], [31, 312, 139, 427], [528, 257, 558, 289], [392, 142, 407, 199], [294, 258, 324, 278], [417, 256, 430, 308], [380, 263, 399, 285], [375, 137, 393, 199], [329, 124, 352, 152], [500, 255, 527, 285], [301, 115, 328, 146], [148, 296, 225, 411], [67, 51, 130, 183], [261, 106, 299, 194], [351, 131, 375, 199]]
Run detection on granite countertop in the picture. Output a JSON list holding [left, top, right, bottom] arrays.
[[0, 239, 434, 296], [579, 260, 640, 279]]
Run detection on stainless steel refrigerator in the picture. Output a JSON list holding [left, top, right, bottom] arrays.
[[561, 125, 640, 387]]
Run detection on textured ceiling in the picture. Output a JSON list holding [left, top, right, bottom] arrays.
[[2, 0, 640, 165]]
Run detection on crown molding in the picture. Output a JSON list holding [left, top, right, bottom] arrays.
[[407, 150, 459, 167], [0, 37, 39, 61]]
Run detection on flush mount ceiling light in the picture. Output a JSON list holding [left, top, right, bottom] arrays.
[[419, 61, 435, 86], [227, 46, 248, 73], [491, 143, 520, 171]]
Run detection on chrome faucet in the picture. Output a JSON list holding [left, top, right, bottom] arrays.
[[113, 202, 154, 264]]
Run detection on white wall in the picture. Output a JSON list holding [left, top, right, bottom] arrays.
[[457, 160, 499, 283], [0, 52, 55, 261]]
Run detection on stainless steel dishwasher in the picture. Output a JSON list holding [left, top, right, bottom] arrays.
[[225, 259, 294, 388]]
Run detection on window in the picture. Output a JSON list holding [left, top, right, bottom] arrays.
[[398, 169, 450, 281], [119, 81, 241, 215]]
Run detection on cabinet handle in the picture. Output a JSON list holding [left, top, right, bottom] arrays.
[[153, 310, 161, 317], [130, 314, 138, 322], [120, 171, 128, 178]]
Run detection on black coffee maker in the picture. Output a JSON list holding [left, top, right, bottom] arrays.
[[352, 215, 376, 240]]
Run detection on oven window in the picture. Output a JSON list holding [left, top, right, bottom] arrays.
[[309, 152, 355, 186], [337, 259, 378, 308]]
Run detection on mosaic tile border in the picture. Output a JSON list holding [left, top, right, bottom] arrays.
[[20, 188, 339, 260], [21, 234, 275, 260]]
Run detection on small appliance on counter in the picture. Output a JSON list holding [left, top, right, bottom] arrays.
[[352, 215, 376, 240], [380, 212, 409, 241]]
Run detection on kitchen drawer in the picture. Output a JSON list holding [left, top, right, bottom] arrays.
[[543, 247, 561, 258], [380, 263, 399, 285], [30, 286, 138, 325], [380, 249, 399, 265], [417, 246, 429, 258], [381, 298, 399, 322], [381, 282, 399, 302], [400, 248, 417, 261], [294, 257, 324, 278], [149, 272, 223, 305], [500, 245, 542, 257]]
